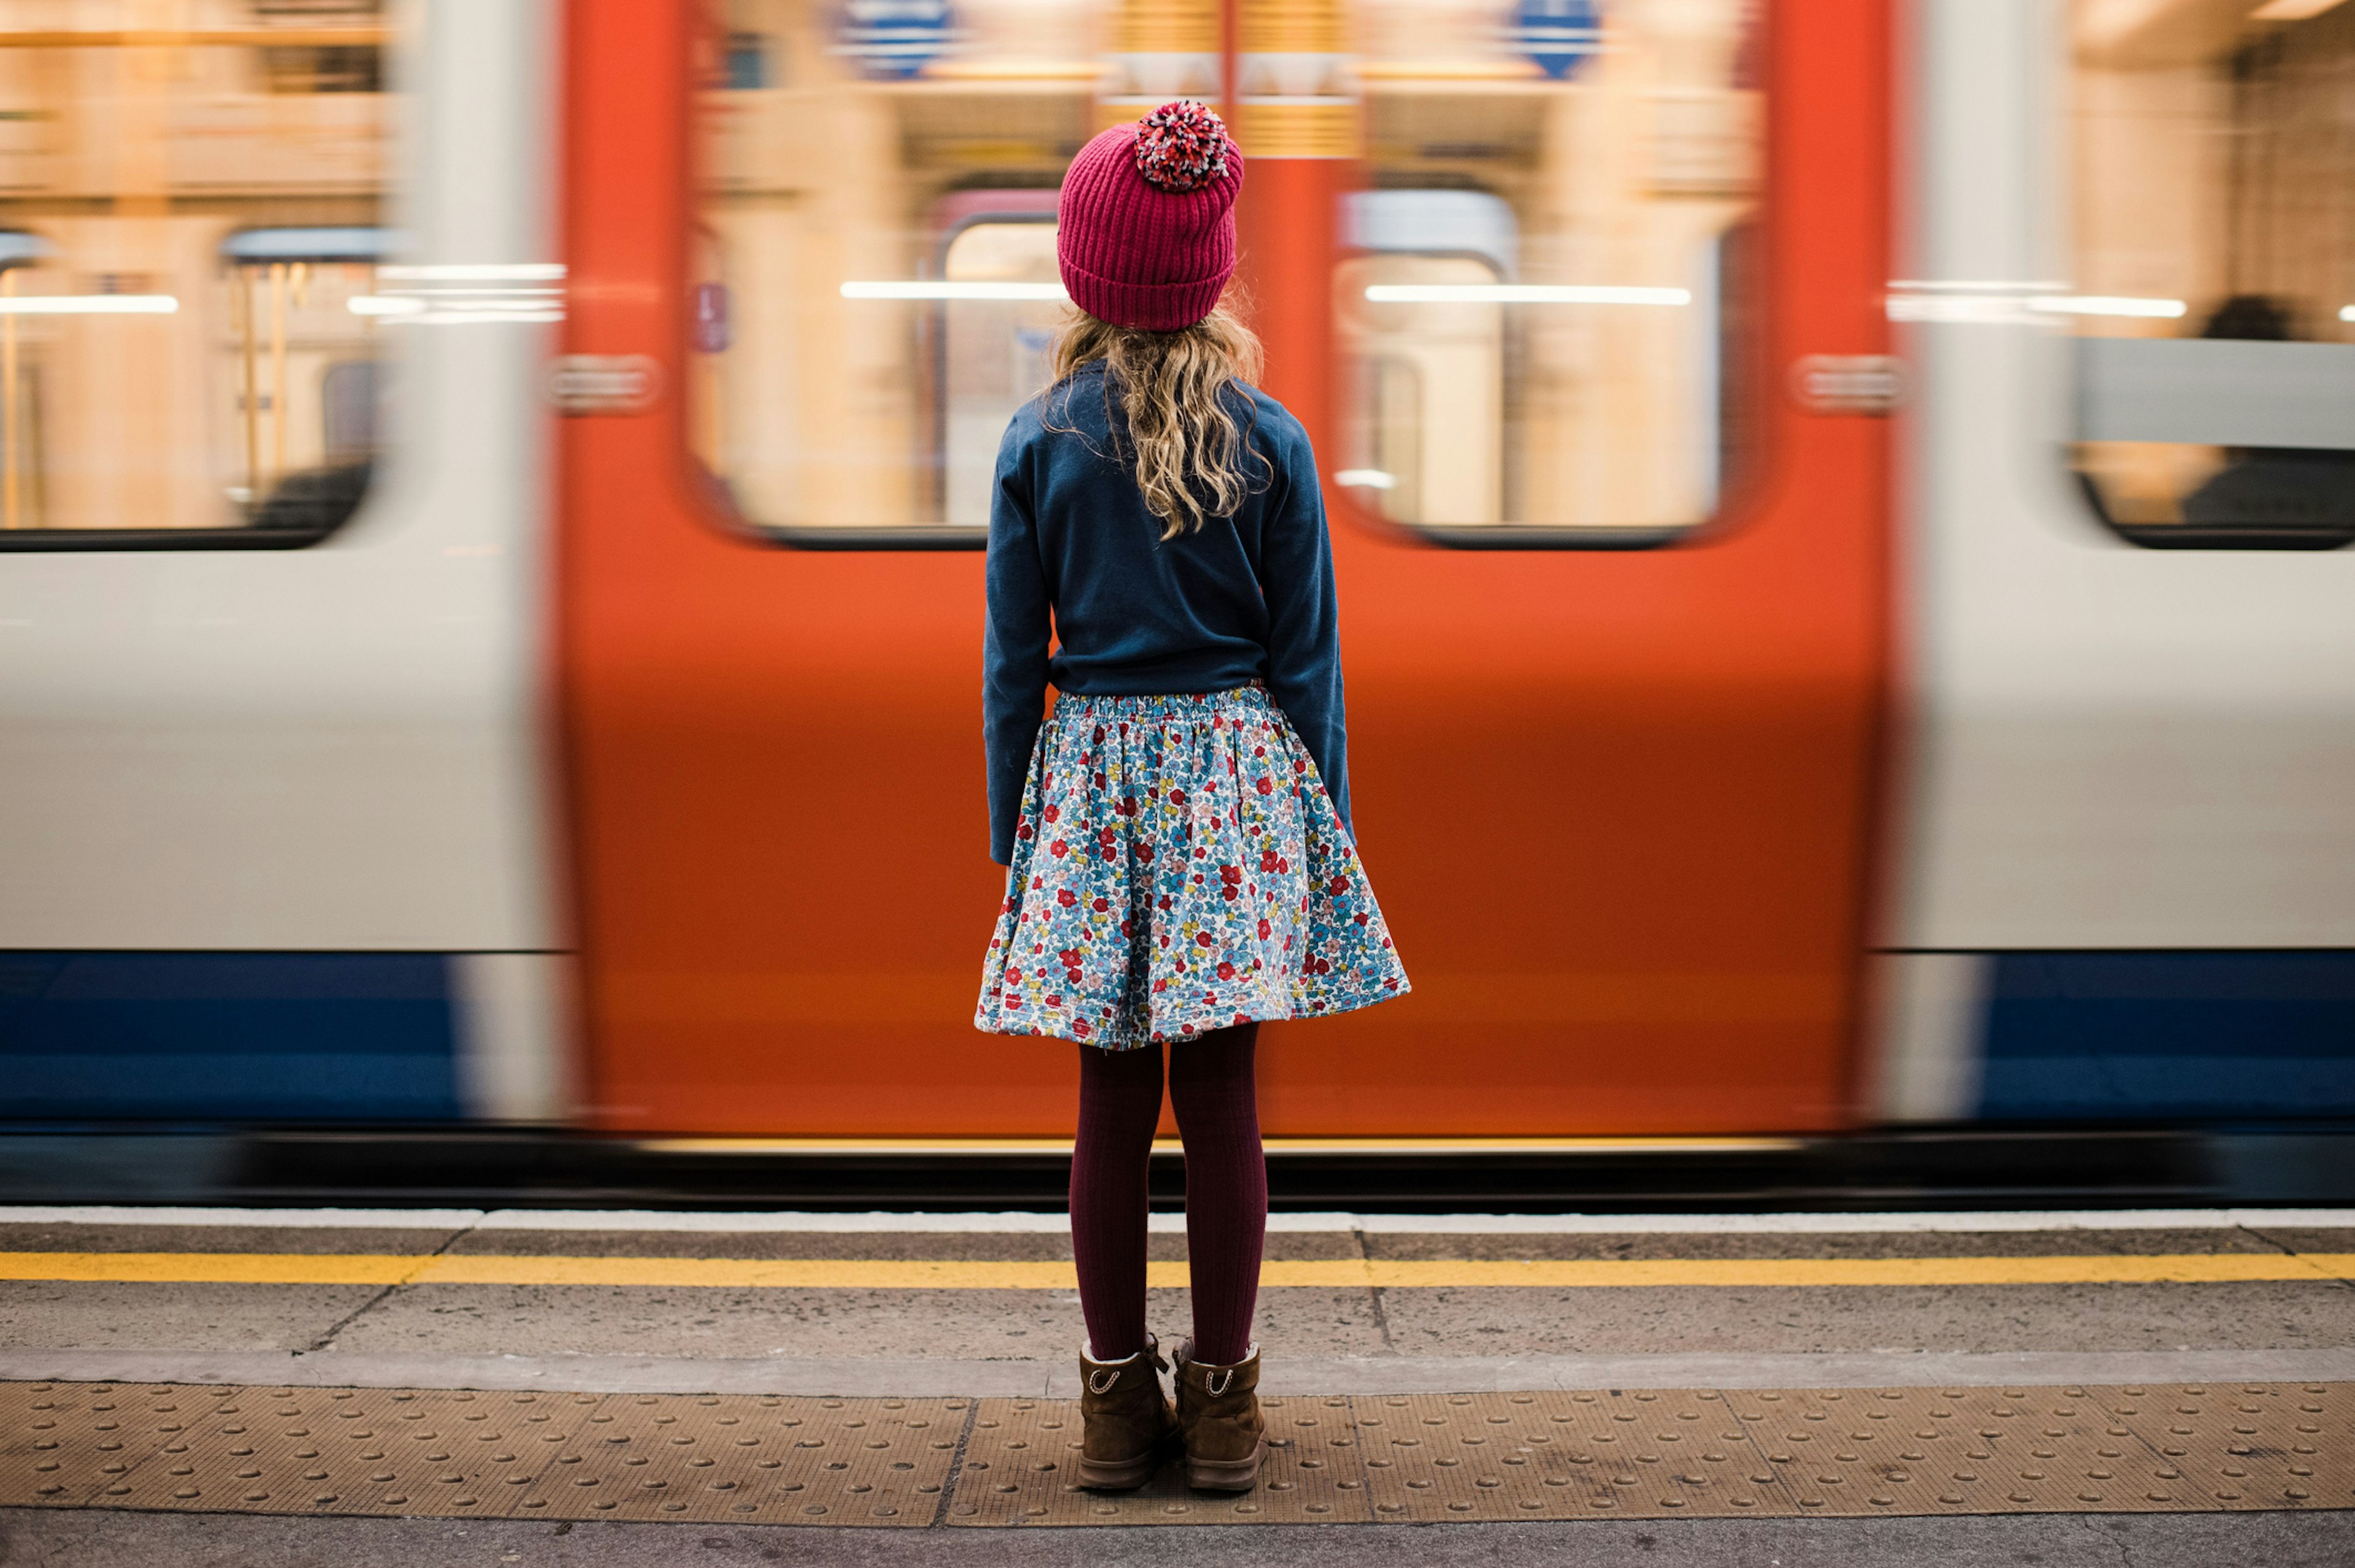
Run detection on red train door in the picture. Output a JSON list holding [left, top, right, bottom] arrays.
[[559, 0, 1890, 1135]]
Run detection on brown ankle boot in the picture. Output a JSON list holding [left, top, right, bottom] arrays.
[[1076, 1334, 1178, 1490], [1172, 1339, 1265, 1491]]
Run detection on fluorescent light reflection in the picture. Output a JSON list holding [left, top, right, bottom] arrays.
[[841, 280, 1069, 301], [1334, 468, 1396, 489], [2030, 294, 2186, 319], [397, 311, 565, 325], [1886, 295, 2032, 323], [351, 285, 564, 324], [1364, 284, 1691, 305], [0, 294, 178, 315], [1885, 285, 2188, 323], [377, 263, 566, 282], [1887, 279, 2069, 293]]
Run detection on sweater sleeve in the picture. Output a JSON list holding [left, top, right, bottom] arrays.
[[1258, 423, 1351, 833], [983, 430, 1052, 865]]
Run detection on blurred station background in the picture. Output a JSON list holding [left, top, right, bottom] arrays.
[[0, 0, 2349, 1208]]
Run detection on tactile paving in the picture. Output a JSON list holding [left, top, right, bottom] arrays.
[[1, 1380, 218, 1507], [0, 1383, 963, 1526], [2102, 1383, 2349, 1510], [1723, 1384, 2177, 1514], [1355, 1389, 1802, 1521], [4, 1381, 2351, 1526]]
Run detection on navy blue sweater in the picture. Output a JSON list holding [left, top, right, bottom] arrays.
[[984, 365, 1349, 866]]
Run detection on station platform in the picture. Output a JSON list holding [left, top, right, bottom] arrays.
[[7, 1206, 2355, 1565]]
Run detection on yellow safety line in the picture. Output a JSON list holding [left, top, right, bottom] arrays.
[[4, 1252, 2353, 1290], [423, 1256, 1084, 1290], [0, 1253, 428, 1286]]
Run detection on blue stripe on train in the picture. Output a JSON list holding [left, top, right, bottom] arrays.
[[8, 949, 2351, 1124], [0, 952, 460, 1120], [1980, 951, 2355, 1120]]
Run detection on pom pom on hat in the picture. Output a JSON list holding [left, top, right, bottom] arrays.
[[1132, 100, 1231, 194]]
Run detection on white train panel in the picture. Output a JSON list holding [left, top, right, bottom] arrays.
[[1895, 0, 2355, 952], [0, 0, 561, 957]]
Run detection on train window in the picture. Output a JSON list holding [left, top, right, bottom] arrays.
[[937, 202, 1063, 527], [1335, 0, 1762, 545], [692, 0, 1098, 543], [691, 0, 1759, 547], [2069, 1, 2355, 550], [0, 4, 395, 548], [222, 228, 388, 534]]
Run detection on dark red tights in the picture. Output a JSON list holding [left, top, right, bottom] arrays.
[[1070, 1024, 1265, 1366]]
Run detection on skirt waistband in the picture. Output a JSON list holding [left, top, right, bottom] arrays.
[[1052, 684, 1271, 722]]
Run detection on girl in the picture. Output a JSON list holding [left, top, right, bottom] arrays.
[[975, 101, 1409, 1493]]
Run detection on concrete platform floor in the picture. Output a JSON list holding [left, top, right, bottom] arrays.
[[4, 1507, 2354, 1568], [7, 1206, 2355, 1564]]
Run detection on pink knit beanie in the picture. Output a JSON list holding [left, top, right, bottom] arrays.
[[1057, 101, 1245, 332]]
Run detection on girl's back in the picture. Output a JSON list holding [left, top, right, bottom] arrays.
[[984, 362, 1346, 868]]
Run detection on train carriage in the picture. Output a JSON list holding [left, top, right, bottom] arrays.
[[0, 0, 2351, 1166]]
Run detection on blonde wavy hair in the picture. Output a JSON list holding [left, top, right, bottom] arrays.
[[1043, 303, 1269, 539]]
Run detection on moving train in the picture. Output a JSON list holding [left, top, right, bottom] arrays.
[[1, 0, 2351, 1148]]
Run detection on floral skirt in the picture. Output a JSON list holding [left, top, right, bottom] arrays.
[[976, 686, 1409, 1050]]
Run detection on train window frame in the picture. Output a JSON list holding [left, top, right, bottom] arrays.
[[686, 198, 1071, 557], [2069, 333, 2355, 554], [1319, 4, 1775, 555], [0, 227, 392, 553], [929, 197, 1063, 535], [0, 13, 399, 556], [681, 4, 1067, 556], [1323, 221, 1769, 553], [2061, 2, 2355, 553]]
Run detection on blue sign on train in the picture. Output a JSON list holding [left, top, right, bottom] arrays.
[[836, 0, 959, 80], [1514, 0, 1603, 80]]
